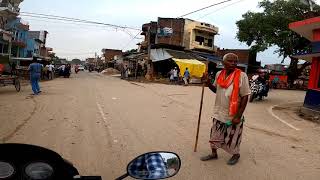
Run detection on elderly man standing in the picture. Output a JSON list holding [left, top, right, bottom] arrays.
[[201, 53, 251, 165]]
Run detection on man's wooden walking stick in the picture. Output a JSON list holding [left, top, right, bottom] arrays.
[[194, 81, 205, 152]]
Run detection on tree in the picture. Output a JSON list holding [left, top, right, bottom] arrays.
[[236, 0, 319, 86], [71, 59, 82, 65], [49, 52, 59, 60], [125, 49, 137, 53]]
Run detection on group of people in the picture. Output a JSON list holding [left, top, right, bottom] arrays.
[[251, 72, 270, 99], [27, 57, 75, 95], [42, 63, 55, 80], [169, 67, 179, 83], [57, 64, 71, 78], [169, 67, 190, 85]]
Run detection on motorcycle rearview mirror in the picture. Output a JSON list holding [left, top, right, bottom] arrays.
[[116, 152, 181, 180]]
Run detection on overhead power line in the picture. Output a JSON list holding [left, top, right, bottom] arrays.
[[178, 0, 234, 17], [121, 30, 142, 50], [22, 16, 143, 40], [197, 0, 246, 20], [20, 12, 141, 31]]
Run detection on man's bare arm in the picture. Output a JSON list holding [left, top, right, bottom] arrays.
[[207, 81, 217, 93], [232, 95, 249, 124], [207, 78, 216, 93]]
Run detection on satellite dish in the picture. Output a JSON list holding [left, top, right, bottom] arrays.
[[300, 0, 315, 11]]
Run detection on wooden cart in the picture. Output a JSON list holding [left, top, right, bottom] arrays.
[[0, 75, 21, 92]]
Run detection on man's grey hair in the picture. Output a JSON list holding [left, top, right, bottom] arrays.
[[223, 53, 239, 62]]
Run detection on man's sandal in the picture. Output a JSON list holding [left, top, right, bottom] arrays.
[[227, 154, 240, 165], [200, 154, 218, 161]]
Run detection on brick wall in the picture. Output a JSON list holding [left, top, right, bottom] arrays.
[[103, 49, 122, 61], [217, 49, 250, 64], [156, 18, 185, 47]]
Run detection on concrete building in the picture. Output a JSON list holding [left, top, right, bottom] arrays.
[[183, 19, 218, 52], [289, 16, 320, 115], [0, 0, 22, 16], [26, 30, 51, 59], [140, 18, 219, 53], [156, 18, 185, 47], [5, 17, 29, 58], [0, 0, 23, 61]]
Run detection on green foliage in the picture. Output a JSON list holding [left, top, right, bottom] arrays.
[[236, 0, 316, 84], [71, 59, 82, 64], [236, 0, 320, 59]]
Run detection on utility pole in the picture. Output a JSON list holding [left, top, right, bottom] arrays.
[[95, 52, 97, 67], [8, 33, 12, 70], [147, 26, 153, 80]]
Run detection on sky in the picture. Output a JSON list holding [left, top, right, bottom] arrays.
[[18, 0, 320, 65]]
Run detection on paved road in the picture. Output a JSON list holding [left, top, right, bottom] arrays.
[[1, 71, 320, 180]]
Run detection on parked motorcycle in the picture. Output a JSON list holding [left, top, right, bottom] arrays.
[[249, 80, 266, 102], [88, 66, 94, 72], [0, 143, 181, 180]]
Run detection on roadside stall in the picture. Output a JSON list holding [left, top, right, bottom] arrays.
[[173, 58, 206, 78]]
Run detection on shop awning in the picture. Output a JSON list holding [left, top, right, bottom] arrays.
[[173, 58, 206, 78], [150, 49, 172, 62], [194, 52, 221, 63]]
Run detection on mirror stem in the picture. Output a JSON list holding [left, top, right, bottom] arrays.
[[115, 173, 129, 180]]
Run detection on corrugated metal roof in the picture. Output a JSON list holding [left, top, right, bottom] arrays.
[[150, 49, 172, 62]]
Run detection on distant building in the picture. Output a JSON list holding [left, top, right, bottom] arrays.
[[101, 49, 122, 62], [138, 17, 260, 79], [264, 64, 287, 73], [0, 0, 23, 14], [5, 17, 29, 58], [0, 0, 24, 61], [139, 18, 219, 53], [26, 30, 52, 60], [217, 48, 260, 73], [183, 19, 219, 53]]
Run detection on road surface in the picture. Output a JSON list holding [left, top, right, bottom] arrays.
[[1, 71, 320, 180]]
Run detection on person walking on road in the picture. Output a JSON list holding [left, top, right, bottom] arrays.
[[183, 67, 190, 85], [169, 68, 174, 83], [28, 57, 42, 95], [173, 67, 178, 84], [46, 63, 54, 79], [201, 53, 251, 165]]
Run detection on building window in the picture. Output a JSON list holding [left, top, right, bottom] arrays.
[[208, 39, 213, 47], [195, 36, 204, 45]]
